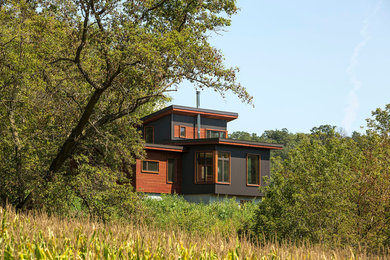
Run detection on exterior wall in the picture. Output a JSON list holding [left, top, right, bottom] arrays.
[[180, 144, 270, 197], [180, 144, 216, 194], [135, 150, 182, 194], [214, 145, 270, 197], [172, 114, 227, 139], [143, 114, 172, 143]]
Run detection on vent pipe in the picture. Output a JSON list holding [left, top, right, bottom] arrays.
[[196, 91, 201, 139]]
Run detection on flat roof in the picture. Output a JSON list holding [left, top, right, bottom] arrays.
[[165, 138, 283, 150], [144, 143, 185, 152], [142, 105, 238, 123]]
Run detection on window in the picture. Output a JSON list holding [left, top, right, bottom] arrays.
[[167, 159, 175, 183], [142, 160, 159, 173], [196, 152, 214, 183], [144, 126, 154, 143], [247, 154, 260, 185], [180, 126, 186, 138], [206, 130, 225, 138], [217, 152, 230, 183]]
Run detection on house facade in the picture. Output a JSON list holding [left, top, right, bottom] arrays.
[[134, 105, 282, 203]]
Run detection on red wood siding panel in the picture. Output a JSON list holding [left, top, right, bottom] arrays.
[[135, 150, 182, 194], [200, 128, 206, 138], [186, 126, 195, 139], [174, 125, 180, 138]]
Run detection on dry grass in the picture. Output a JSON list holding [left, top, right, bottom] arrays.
[[0, 205, 388, 259]]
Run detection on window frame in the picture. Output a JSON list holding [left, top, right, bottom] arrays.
[[206, 128, 227, 138], [246, 154, 261, 186], [141, 159, 160, 174], [166, 158, 176, 184], [144, 126, 154, 144], [216, 151, 231, 184], [194, 150, 215, 184], [179, 125, 187, 138]]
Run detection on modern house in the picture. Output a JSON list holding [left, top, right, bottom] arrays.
[[134, 104, 282, 203]]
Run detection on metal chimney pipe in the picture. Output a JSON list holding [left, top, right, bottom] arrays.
[[196, 91, 201, 138]]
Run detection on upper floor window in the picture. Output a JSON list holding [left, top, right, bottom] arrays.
[[247, 154, 260, 186], [180, 126, 186, 138], [217, 152, 230, 183], [206, 130, 225, 138], [144, 126, 154, 143], [142, 160, 159, 173], [196, 152, 214, 183]]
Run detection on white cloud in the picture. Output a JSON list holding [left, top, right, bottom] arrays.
[[342, 1, 382, 134]]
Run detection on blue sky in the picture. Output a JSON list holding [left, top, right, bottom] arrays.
[[169, 0, 390, 135]]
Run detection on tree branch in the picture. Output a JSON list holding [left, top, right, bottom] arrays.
[[138, 0, 169, 21]]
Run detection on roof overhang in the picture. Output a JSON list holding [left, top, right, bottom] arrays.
[[142, 105, 238, 124], [144, 143, 185, 152], [166, 138, 283, 150]]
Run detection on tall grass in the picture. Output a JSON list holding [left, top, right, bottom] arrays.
[[1, 203, 387, 259]]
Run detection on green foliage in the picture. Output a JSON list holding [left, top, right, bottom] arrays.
[[229, 128, 299, 161], [252, 109, 390, 251], [141, 195, 257, 236], [0, 0, 248, 216]]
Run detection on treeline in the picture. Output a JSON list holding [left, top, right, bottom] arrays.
[[230, 105, 390, 251]]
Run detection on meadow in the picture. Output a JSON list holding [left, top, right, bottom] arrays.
[[1, 197, 388, 259]]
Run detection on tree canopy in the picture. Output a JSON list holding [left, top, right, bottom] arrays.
[[0, 0, 249, 215]]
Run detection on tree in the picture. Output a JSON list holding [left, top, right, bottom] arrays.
[[0, 0, 251, 213], [252, 112, 390, 250]]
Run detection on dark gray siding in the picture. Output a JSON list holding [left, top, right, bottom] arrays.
[[215, 145, 269, 197], [143, 114, 172, 143], [180, 145, 216, 194], [200, 117, 226, 130], [180, 144, 270, 197]]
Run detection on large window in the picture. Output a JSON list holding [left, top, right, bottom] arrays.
[[196, 152, 214, 183], [144, 126, 154, 143], [247, 154, 260, 185], [206, 130, 225, 138], [167, 159, 175, 183], [217, 152, 230, 183], [142, 160, 159, 173]]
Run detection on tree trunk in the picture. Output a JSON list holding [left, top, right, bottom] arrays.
[[47, 87, 105, 179]]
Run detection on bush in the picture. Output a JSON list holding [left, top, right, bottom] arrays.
[[141, 195, 257, 237]]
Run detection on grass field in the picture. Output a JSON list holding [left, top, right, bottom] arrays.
[[1, 204, 388, 259]]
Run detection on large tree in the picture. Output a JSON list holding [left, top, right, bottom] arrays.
[[0, 0, 251, 213]]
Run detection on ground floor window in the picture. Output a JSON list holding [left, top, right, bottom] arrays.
[[247, 154, 260, 185], [196, 152, 214, 183], [142, 160, 159, 173], [167, 159, 175, 183], [217, 152, 230, 183]]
